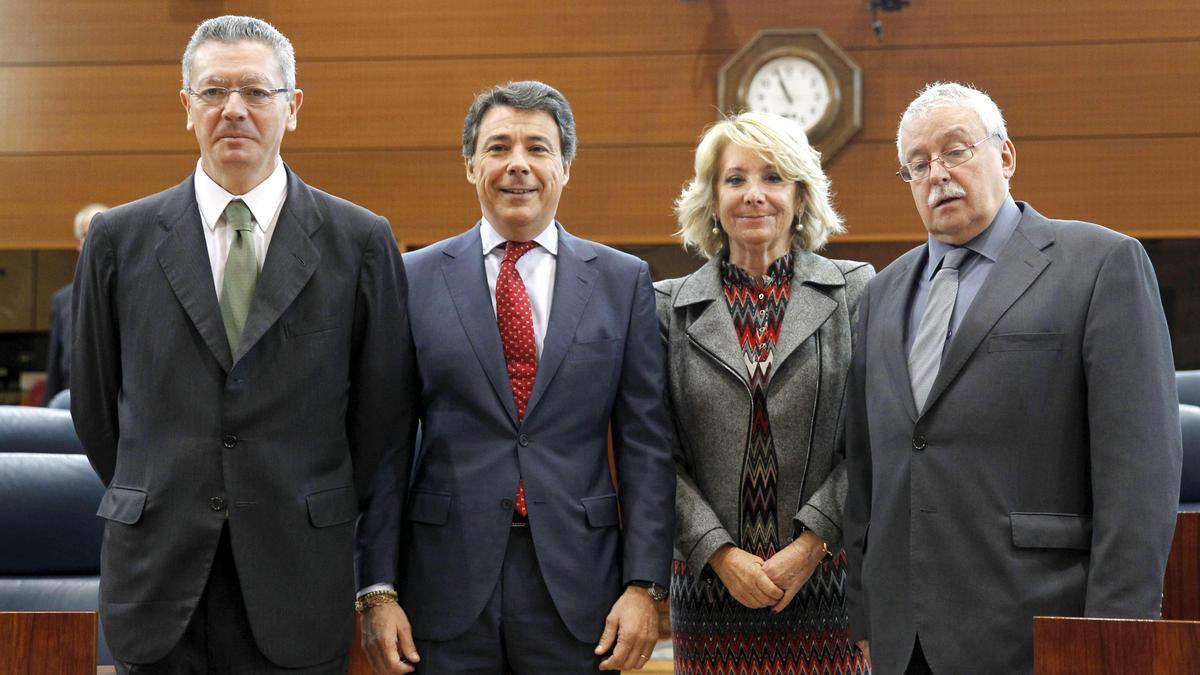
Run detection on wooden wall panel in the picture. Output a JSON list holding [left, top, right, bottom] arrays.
[[1, 1, 1196, 64], [4, 40, 1197, 154], [3, 138, 1195, 249], [0, 0, 1197, 256]]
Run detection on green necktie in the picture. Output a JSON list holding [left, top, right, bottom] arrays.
[[219, 199, 259, 355]]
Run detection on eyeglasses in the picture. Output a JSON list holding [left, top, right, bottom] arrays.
[[896, 132, 999, 182], [185, 86, 293, 107]]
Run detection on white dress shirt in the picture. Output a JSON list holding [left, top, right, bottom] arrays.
[[479, 218, 558, 358], [193, 158, 288, 296]]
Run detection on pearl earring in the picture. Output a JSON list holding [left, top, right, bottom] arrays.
[[711, 217, 720, 235]]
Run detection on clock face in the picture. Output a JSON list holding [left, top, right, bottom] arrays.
[[744, 55, 834, 133]]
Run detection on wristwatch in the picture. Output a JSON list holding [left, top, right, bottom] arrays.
[[628, 580, 669, 602]]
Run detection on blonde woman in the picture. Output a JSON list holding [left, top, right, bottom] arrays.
[[655, 112, 871, 674]]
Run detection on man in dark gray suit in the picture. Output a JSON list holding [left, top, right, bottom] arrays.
[[44, 203, 106, 406], [72, 15, 413, 673], [843, 82, 1182, 674]]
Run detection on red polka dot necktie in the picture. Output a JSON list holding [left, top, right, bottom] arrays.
[[497, 240, 539, 516]]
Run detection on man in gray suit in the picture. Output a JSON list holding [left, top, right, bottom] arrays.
[[72, 15, 413, 673], [843, 82, 1181, 674]]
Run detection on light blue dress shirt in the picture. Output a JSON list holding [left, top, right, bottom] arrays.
[[905, 195, 1022, 358]]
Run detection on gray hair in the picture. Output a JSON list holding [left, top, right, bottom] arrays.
[[74, 203, 108, 241], [675, 112, 844, 258], [897, 82, 1008, 161], [181, 15, 296, 91], [462, 81, 576, 165]]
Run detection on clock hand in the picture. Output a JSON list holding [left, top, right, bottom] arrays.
[[774, 69, 794, 104]]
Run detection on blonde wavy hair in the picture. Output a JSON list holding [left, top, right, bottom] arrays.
[[674, 112, 844, 259]]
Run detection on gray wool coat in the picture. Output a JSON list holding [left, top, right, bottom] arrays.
[[654, 249, 873, 575]]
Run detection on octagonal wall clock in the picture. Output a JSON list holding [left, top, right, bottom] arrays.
[[718, 28, 863, 164]]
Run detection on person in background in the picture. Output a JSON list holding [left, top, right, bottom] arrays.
[[43, 202, 106, 406], [655, 111, 872, 675], [843, 81, 1181, 674], [72, 15, 413, 673]]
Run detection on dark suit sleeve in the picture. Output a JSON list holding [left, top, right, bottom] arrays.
[[351, 219, 418, 589], [347, 218, 418, 508], [71, 214, 121, 486], [612, 262, 676, 587], [1081, 236, 1181, 617], [44, 289, 69, 405], [843, 279, 873, 644]]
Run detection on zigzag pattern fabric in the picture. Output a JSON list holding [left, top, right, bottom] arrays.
[[670, 253, 869, 674], [720, 254, 794, 559], [670, 556, 869, 675]]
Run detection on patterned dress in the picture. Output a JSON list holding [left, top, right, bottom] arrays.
[[670, 253, 868, 675]]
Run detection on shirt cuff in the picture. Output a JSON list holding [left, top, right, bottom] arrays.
[[356, 582, 395, 600]]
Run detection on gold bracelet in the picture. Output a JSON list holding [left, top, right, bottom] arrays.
[[355, 589, 398, 614]]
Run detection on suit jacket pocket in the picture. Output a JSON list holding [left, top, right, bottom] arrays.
[[988, 332, 1064, 352], [566, 338, 622, 362], [97, 486, 147, 525], [582, 494, 619, 528], [1011, 512, 1092, 550], [406, 490, 451, 526], [306, 485, 358, 528], [285, 314, 338, 338]]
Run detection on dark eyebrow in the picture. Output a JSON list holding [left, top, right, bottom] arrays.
[[481, 133, 513, 146]]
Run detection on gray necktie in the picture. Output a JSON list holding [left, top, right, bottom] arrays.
[[909, 247, 970, 412], [219, 199, 258, 355]]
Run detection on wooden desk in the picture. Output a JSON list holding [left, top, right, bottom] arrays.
[[1164, 511, 1200, 620], [0, 611, 96, 675], [1034, 616, 1200, 674]]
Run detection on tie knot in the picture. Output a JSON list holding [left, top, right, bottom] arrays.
[[940, 247, 970, 272], [224, 200, 254, 233], [503, 240, 538, 263]]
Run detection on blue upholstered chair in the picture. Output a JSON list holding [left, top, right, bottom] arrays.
[[47, 389, 72, 410], [0, 405, 110, 663], [1178, 370, 1200, 408], [1181, 404, 1200, 512], [0, 405, 82, 454]]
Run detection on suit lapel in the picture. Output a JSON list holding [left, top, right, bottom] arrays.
[[879, 247, 925, 421], [524, 225, 598, 420], [441, 225, 520, 426], [921, 206, 1054, 414], [154, 178, 234, 372], [772, 250, 842, 368], [235, 169, 321, 363], [676, 256, 748, 387]]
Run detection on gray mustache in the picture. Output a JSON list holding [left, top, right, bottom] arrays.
[[928, 183, 966, 208]]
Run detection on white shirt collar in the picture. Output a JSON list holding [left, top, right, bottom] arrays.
[[194, 157, 288, 233], [479, 218, 559, 257]]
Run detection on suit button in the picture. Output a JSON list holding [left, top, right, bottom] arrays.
[[210, 497, 226, 512], [222, 435, 238, 449], [500, 498, 513, 510], [912, 436, 927, 451], [518, 434, 529, 447]]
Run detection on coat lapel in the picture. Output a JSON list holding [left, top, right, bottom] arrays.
[[441, 225, 520, 426], [235, 168, 321, 363], [675, 256, 748, 387], [524, 225, 598, 420], [922, 205, 1053, 413], [879, 247, 925, 421], [772, 250, 842, 368], [154, 178, 234, 372]]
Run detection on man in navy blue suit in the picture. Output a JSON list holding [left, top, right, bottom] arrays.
[[356, 80, 675, 674]]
